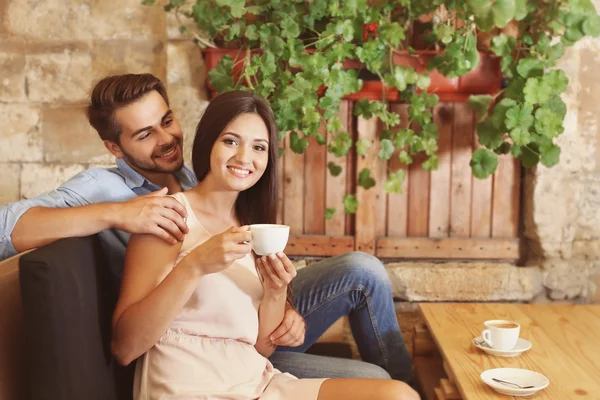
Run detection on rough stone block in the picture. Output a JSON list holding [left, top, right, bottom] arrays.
[[166, 11, 196, 40], [5, 0, 72, 40], [168, 84, 209, 166], [5, 0, 165, 40], [42, 106, 113, 164], [542, 259, 599, 300], [20, 164, 85, 199], [386, 262, 544, 301], [167, 41, 206, 87], [0, 164, 20, 205], [79, 0, 166, 40], [92, 40, 167, 83], [27, 49, 93, 103], [0, 104, 42, 162], [0, 50, 26, 102]]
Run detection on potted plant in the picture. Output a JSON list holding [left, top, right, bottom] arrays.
[[145, 0, 600, 216]]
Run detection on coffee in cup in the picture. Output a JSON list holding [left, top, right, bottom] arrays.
[[249, 224, 290, 256], [481, 320, 520, 350]]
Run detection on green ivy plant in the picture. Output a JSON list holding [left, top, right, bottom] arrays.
[[145, 0, 600, 217]]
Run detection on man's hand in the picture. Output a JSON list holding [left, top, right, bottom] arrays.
[[269, 306, 306, 347], [113, 188, 189, 244]]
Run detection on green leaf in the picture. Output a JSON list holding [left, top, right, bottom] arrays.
[[378, 139, 395, 160], [289, 131, 308, 154], [544, 96, 567, 119], [216, 0, 245, 18], [510, 127, 532, 146], [142, 0, 156, 5], [384, 170, 406, 194], [416, 73, 431, 90], [521, 145, 540, 167], [325, 208, 336, 221], [493, 0, 516, 28], [379, 22, 405, 47], [582, 15, 600, 37], [328, 132, 353, 157], [470, 148, 499, 179], [505, 77, 526, 100], [208, 57, 234, 92], [358, 168, 376, 189], [514, 0, 528, 20], [399, 150, 413, 164], [477, 119, 504, 149], [543, 70, 569, 94], [356, 139, 372, 156], [335, 19, 355, 42], [491, 98, 517, 129], [327, 161, 343, 177], [468, 95, 494, 121], [505, 104, 534, 130], [491, 34, 516, 57], [423, 155, 439, 171], [281, 18, 300, 39], [523, 78, 552, 104], [343, 194, 359, 214], [517, 57, 544, 79], [245, 25, 259, 40], [316, 133, 326, 145], [433, 23, 454, 44], [534, 107, 564, 138], [540, 144, 561, 167]]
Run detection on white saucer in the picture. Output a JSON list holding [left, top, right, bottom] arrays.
[[473, 336, 532, 357], [481, 368, 549, 396]]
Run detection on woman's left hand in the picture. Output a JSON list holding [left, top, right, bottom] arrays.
[[256, 252, 296, 297]]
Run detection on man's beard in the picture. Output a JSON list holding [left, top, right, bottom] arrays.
[[120, 139, 184, 174]]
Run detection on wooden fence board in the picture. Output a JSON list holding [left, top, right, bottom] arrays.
[[284, 132, 305, 234], [387, 104, 410, 237], [429, 103, 454, 237], [470, 121, 493, 237], [304, 131, 327, 235], [355, 115, 379, 253], [325, 101, 351, 237], [450, 103, 473, 237], [376, 237, 520, 259], [492, 155, 521, 237]]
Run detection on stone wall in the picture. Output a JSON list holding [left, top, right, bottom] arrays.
[[0, 0, 208, 205], [1, 0, 600, 307]]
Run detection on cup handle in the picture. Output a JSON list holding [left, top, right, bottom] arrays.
[[482, 329, 492, 347]]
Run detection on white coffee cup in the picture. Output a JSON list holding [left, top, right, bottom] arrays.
[[249, 224, 290, 256], [481, 320, 520, 350]]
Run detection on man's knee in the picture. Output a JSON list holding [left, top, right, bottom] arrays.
[[337, 251, 391, 289]]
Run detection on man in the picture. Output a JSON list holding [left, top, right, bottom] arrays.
[[0, 73, 414, 386]]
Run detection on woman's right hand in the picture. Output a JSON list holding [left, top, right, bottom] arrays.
[[186, 226, 252, 275]]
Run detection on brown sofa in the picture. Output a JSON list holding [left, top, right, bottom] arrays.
[[1, 236, 133, 400], [0, 252, 27, 400]]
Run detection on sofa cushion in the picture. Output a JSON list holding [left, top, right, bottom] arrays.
[[19, 236, 133, 400]]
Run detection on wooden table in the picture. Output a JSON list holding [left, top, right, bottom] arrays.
[[413, 303, 600, 400]]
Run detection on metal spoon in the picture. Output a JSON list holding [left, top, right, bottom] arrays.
[[492, 378, 535, 389]]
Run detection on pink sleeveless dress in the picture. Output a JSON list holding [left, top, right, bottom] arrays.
[[133, 192, 326, 400]]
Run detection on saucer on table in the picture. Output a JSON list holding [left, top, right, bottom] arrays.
[[481, 368, 549, 397], [473, 336, 532, 357]]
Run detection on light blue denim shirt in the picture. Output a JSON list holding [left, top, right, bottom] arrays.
[[0, 158, 199, 261]]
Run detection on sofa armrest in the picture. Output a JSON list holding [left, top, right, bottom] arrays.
[[0, 252, 31, 400]]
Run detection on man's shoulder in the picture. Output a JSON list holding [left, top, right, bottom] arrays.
[[61, 167, 127, 188], [59, 166, 134, 203]]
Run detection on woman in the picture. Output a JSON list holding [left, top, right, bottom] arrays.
[[111, 90, 419, 400]]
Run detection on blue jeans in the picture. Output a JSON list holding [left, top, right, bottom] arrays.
[[268, 252, 414, 386]]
